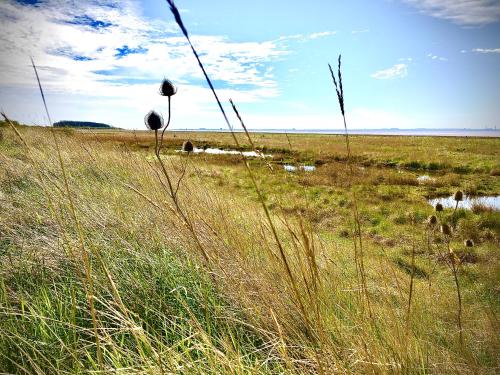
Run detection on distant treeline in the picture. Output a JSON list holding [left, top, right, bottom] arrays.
[[53, 121, 113, 129]]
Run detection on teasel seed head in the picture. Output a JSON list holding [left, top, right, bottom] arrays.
[[182, 140, 193, 152], [435, 203, 444, 212], [441, 223, 452, 236], [428, 215, 438, 226], [144, 110, 164, 130], [454, 190, 463, 202], [159, 78, 177, 97], [464, 239, 474, 247]]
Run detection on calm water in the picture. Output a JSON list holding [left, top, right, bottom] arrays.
[[428, 195, 500, 210], [178, 128, 500, 137], [283, 165, 316, 172], [189, 148, 271, 158]]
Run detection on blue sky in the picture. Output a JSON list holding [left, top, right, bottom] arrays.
[[0, 0, 499, 130]]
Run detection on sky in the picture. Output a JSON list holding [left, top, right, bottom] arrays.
[[0, 0, 499, 130]]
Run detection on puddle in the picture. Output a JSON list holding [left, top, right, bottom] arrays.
[[428, 195, 500, 210], [184, 148, 272, 158], [417, 175, 436, 184], [283, 164, 316, 172]]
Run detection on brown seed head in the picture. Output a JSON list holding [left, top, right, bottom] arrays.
[[441, 223, 452, 236], [435, 203, 444, 212], [182, 140, 193, 152], [454, 190, 463, 202], [428, 215, 438, 226], [464, 239, 474, 247], [144, 110, 164, 130], [159, 79, 177, 97]]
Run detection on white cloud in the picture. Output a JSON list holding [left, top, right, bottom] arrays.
[[309, 31, 336, 39], [0, 0, 293, 129], [403, 0, 500, 26], [427, 53, 448, 61], [351, 29, 370, 34], [472, 48, 500, 53], [277, 31, 336, 42], [371, 64, 408, 80]]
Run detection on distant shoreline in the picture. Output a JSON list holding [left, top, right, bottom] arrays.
[[168, 128, 500, 138]]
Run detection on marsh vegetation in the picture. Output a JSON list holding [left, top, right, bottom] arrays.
[[1, 119, 499, 373]]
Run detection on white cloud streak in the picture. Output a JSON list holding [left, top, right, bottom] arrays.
[[371, 64, 408, 80], [472, 48, 500, 53], [427, 53, 448, 61], [403, 0, 500, 26]]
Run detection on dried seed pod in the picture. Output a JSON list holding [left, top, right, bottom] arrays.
[[435, 203, 444, 212], [441, 223, 452, 236], [159, 79, 177, 97], [144, 110, 164, 130], [454, 190, 463, 202], [428, 215, 438, 226], [182, 140, 193, 152], [464, 239, 474, 247]]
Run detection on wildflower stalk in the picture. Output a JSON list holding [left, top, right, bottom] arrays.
[[328, 56, 371, 317]]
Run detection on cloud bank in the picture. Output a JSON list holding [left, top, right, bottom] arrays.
[[0, 0, 290, 127], [403, 0, 500, 26]]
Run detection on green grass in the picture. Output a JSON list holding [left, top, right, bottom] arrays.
[[0, 125, 499, 373]]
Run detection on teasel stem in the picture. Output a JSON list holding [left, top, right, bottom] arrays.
[[447, 239, 464, 350], [159, 96, 172, 151]]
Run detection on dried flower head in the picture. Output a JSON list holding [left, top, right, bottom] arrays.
[[159, 79, 177, 97], [435, 203, 444, 212], [464, 239, 474, 247], [428, 215, 438, 226], [182, 140, 193, 152], [441, 223, 452, 236], [144, 110, 164, 130], [454, 190, 463, 202]]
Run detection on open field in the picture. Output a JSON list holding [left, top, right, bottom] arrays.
[[1, 123, 499, 374]]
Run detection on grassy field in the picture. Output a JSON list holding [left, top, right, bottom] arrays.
[[0, 122, 499, 374]]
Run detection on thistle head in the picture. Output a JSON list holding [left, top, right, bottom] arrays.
[[464, 239, 474, 247], [440, 223, 452, 236], [428, 215, 438, 226], [435, 203, 444, 212], [159, 79, 177, 97], [454, 190, 463, 202], [144, 110, 164, 130], [182, 140, 193, 152]]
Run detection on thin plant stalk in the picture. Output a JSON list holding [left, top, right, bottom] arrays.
[[31, 58, 166, 372], [30, 57, 105, 371], [165, 1, 324, 371], [328, 56, 371, 317]]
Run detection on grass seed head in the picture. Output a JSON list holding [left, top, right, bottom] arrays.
[[464, 239, 474, 247], [144, 110, 164, 130], [428, 215, 438, 226], [159, 79, 177, 97], [182, 140, 193, 152], [441, 223, 452, 236], [435, 203, 444, 212], [454, 190, 464, 202]]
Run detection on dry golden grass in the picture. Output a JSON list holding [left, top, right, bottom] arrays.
[[1, 124, 498, 374]]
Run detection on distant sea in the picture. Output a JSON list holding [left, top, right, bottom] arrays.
[[180, 128, 500, 137]]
